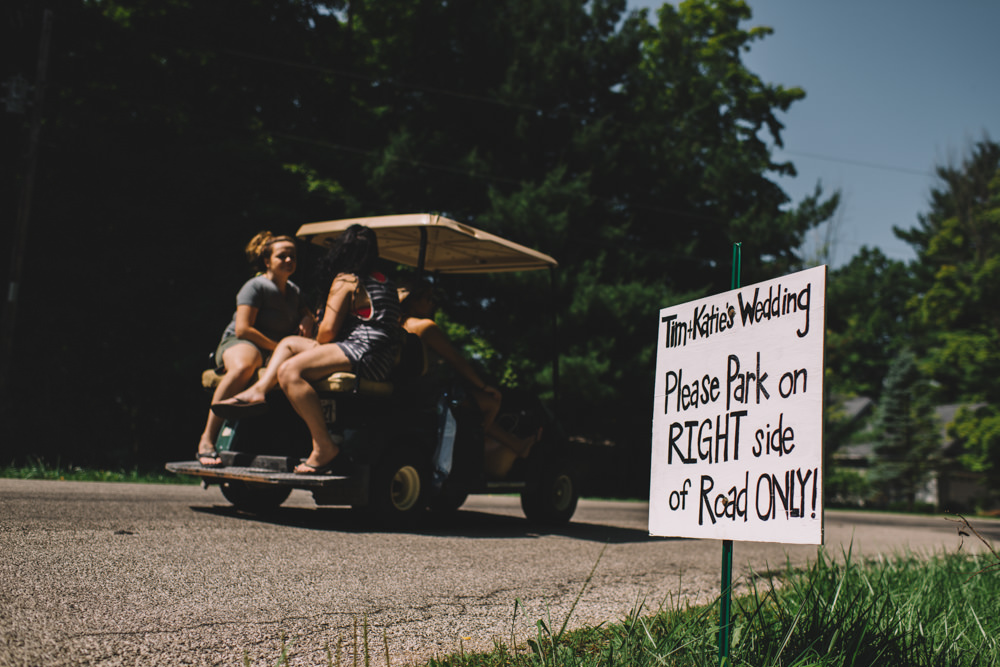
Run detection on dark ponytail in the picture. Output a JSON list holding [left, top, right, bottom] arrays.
[[317, 224, 379, 284]]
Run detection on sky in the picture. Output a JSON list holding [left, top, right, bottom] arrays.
[[630, 0, 1000, 268]]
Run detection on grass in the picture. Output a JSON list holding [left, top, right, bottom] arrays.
[[299, 545, 1000, 667], [0, 457, 198, 484]]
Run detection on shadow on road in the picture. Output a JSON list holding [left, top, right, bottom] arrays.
[[191, 504, 677, 544]]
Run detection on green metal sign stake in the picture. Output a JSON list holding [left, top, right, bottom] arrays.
[[719, 242, 742, 666], [730, 242, 742, 293], [720, 539, 733, 665]]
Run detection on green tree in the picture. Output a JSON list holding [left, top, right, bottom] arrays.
[[896, 139, 1000, 487], [950, 405, 1000, 497], [824, 247, 915, 399], [452, 0, 838, 453], [896, 139, 1000, 302], [911, 142, 1000, 403], [1, 0, 837, 484], [869, 348, 940, 510], [2, 0, 335, 464]]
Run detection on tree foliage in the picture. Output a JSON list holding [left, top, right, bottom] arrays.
[[827, 139, 1000, 495], [868, 348, 939, 509], [1, 0, 836, 483], [905, 140, 1000, 487], [824, 247, 915, 399], [911, 143, 1000, 402], [818, 138, 1000, 505]]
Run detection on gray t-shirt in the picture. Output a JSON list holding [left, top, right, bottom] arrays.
[[222, 275, 302, 342]]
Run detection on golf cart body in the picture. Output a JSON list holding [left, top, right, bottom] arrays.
[[166, 214, 581, 525]]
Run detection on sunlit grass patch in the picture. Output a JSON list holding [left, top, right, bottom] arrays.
[[421, 545, 1000, 666], [1, 457, 197, 484]]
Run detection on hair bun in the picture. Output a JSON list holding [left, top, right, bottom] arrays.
[[245, 231, 275, 263]]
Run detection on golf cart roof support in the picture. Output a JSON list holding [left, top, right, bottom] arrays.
[[549, 265, 560, 409], [418, 226, 428, 277]]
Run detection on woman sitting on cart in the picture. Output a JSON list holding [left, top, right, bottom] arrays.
[[197, 232, 315, 467], [398, 279, 538, 478], [214, 224, 403, 475]]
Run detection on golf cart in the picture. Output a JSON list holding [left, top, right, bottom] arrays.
[[166, 214, 581, 526]]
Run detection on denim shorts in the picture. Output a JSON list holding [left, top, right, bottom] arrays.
[[213, 334, 267, 369]]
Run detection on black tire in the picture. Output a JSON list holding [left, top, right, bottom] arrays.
[[520, 464, 579, 525], [361, 449, 426, 526], [220, 480, 292, 513], [427, 487, 469, 514]]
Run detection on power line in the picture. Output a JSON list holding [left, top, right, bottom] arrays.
[[779, 149, 935, 177]]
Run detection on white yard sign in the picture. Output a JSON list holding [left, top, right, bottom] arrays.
[[649, 266, 827, 544]]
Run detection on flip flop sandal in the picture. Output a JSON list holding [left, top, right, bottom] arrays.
[[211, 397, 269, 420], [294, 458, 337, 475], [197, 450, 224, 468]]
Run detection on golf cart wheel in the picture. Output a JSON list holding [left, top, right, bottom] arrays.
[[521, 464, 579, 525], [363, 449, 426, 526], [220, 480, 292, 514], [427, 488, 469, 514]]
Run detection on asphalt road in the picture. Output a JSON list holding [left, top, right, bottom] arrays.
[[2, 478, 996, 667]]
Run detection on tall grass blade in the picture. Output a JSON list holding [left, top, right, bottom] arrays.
[[353, 616, 358, 667], [511, 597, 521, 652], [363, 614, 370, 667], [556, 544, 607, 639]]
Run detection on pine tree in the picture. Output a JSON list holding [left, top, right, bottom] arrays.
[[869, 349, 940, 510]]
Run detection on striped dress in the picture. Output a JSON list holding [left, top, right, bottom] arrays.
[[335, 271, 403, 381]]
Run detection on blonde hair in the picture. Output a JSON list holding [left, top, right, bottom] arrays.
[[245, 231, 296, 269]]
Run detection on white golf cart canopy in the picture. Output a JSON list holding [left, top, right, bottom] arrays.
[[295, 213, 557, 274]]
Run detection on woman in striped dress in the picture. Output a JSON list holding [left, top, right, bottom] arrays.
[[213, 224, 402, 474]]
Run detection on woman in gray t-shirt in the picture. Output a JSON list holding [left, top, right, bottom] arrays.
[[196, 232, 315, 466]]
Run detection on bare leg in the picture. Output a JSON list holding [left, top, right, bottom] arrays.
[[198, 344, 262, 462], [471, 387, 538, 477], [487, 423, 540, 458], [484, 437, 516, 479], [483, 426, 542, 479], [230, 336, 318, 404], [276, 343, 354, 472]]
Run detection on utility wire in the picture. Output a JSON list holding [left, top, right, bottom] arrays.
[[779, 150, 936, 178]]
